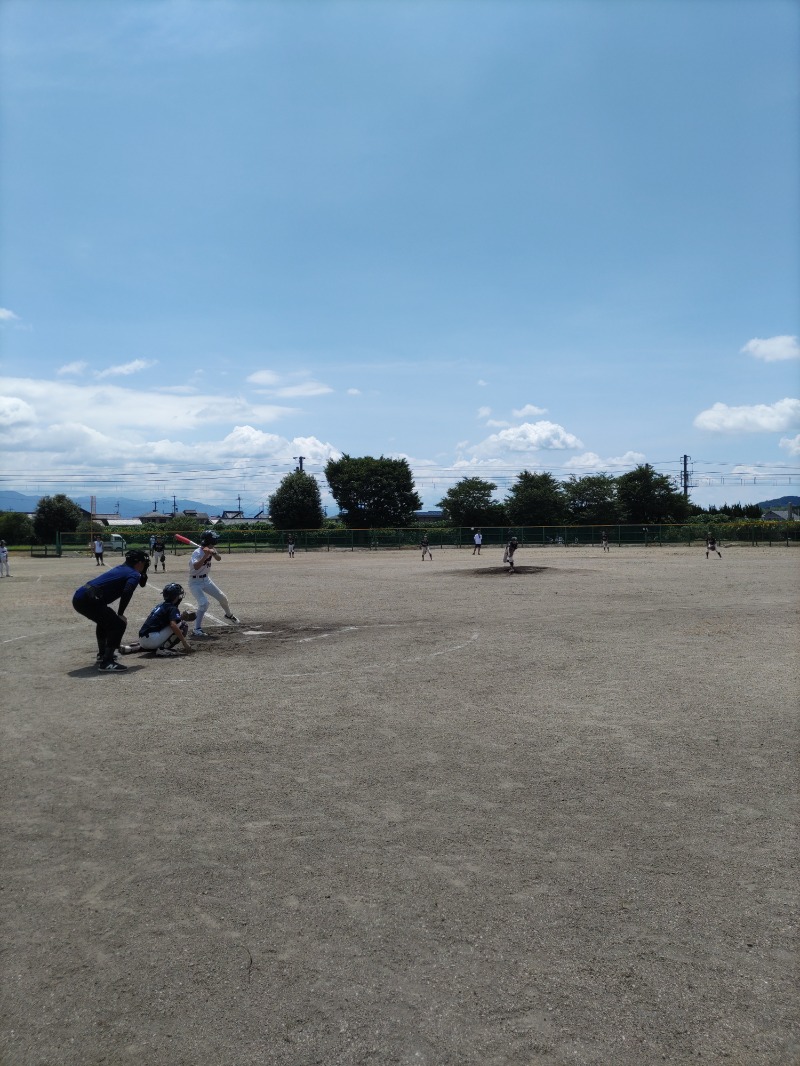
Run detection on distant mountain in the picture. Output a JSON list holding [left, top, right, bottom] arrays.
[[0, 490, 229, 518], [758, 496, 800, 509]]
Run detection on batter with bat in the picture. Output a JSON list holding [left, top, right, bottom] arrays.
[[180, 530, 240, 636]]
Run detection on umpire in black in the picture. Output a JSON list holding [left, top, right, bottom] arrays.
[[72, 549, 150, 672]]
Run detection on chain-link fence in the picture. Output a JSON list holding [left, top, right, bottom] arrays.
[[37, 521, 799, 558]]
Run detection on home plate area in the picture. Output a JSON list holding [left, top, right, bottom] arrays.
[[196, 621, 366, 657]]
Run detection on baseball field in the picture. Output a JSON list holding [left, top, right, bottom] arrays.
[[1, 544, 798, 1065]]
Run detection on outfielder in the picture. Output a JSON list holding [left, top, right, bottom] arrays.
[[420, 534, 432, 561], [189, 530, 239, 636], [72, 549, 150, 671], [0, 540, 9, 577]]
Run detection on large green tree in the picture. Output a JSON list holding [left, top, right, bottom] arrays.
[[32, 494, 82, 542], [438, 477, 507, 526], [325, 455, 422, 527], [616, 464, 691, 523], [563, 473, 620, 524], [505, 471, 566, 526], [0, 511, 35, 544], [268, 470, 324, 530]]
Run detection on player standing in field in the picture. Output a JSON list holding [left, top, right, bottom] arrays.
[[420, 534, 432, 561], [705, 534, 722, 559], [287, 534, 296, 558], [503, 535, 519, 573], [472, 530, 482, 555], [93, 536, 105, 565], [189, 530, 239, 637], [72, 549, 150, 671], [0, 540, 10, 577], [601, 531, 610, 552], [153, 533, 166, 572]]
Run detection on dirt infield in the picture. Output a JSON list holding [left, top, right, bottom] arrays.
[[1, 545, 798, 1065]]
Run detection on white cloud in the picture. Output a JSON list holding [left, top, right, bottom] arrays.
[[95, 359, 156, 378], [246, 369, 280, 386], [57, 361, 88, 376], [248, 369, 333, 398], [779, 434, 800, 456], [477, 406, 492, 419], [693, 398, 800, 433], [0, 395, 37, 432], [0, 308, 20, 321], [741, 336, 800, 362], [466, 421, 583, 459], [0, 376, 298, 434], [477, 379, 488, 387], [563, 450, 646, 471], [512, 403, 547, 418], [269, 381, 334, 398], [486, 419, 510, 428], [347, 388, 362, 396]]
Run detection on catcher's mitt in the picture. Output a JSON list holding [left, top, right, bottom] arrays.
[[181, 609, 197, 621]]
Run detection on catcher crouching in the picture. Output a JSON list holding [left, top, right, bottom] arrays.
[[121, 583, 195, 658]]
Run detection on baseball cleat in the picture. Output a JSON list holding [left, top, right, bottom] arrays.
[[224, 613, 240, 623], [192, 629, 208, 638], [155, 647, 179, 657], [97, 660, 128, 672]]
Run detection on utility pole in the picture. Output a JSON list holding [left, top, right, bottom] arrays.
[[172, 494, 177, 515], [681, 455, 690, 497], [293, 456, 306, 472]]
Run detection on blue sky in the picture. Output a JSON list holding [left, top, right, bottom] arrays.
[[1, 0, 798, 514]]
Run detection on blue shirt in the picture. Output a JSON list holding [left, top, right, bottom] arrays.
[[74, 564, 145, 614], [139, 601, 181, 638]]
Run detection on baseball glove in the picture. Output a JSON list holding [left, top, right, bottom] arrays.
[[181, 609, 198, 621]]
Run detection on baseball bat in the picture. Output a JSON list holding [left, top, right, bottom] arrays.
[[174, 534, 201, 548]]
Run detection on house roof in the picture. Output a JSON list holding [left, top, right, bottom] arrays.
[[762, 508, 800, 521]]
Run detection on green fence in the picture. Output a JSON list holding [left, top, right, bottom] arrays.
[[48, 522, 799, 557]]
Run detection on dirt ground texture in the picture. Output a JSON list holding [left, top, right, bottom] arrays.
[[1, 544, 798, 1066]]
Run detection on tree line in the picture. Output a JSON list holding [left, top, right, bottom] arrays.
[[241, 459, 755, 529], [0, 461, 765, 543]]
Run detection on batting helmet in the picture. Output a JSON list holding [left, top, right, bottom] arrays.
[[200, 530, 219, 547], [162, 582, 184, 604]]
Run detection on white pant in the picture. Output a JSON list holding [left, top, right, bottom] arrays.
[[139, 625, 177, 651], [190, 576, 231, 628], [0, 557, 8, 577]]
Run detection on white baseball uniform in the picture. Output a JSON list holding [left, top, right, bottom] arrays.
[[189, 546, 233, 630]]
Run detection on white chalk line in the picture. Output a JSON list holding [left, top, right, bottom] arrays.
[[136, 631, 480, 684], [2, 632, 49, 644]]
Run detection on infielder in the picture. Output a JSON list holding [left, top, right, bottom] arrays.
[[189, 530, 239, 636], [72, 549, 150, 671], [705, 535, 722, 559], [0, 540, 9, 577], [472, 530, 482, 555], [420, 534, 432, 561], [601, 531, 610, 552], [121, 582, 194, 657]]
